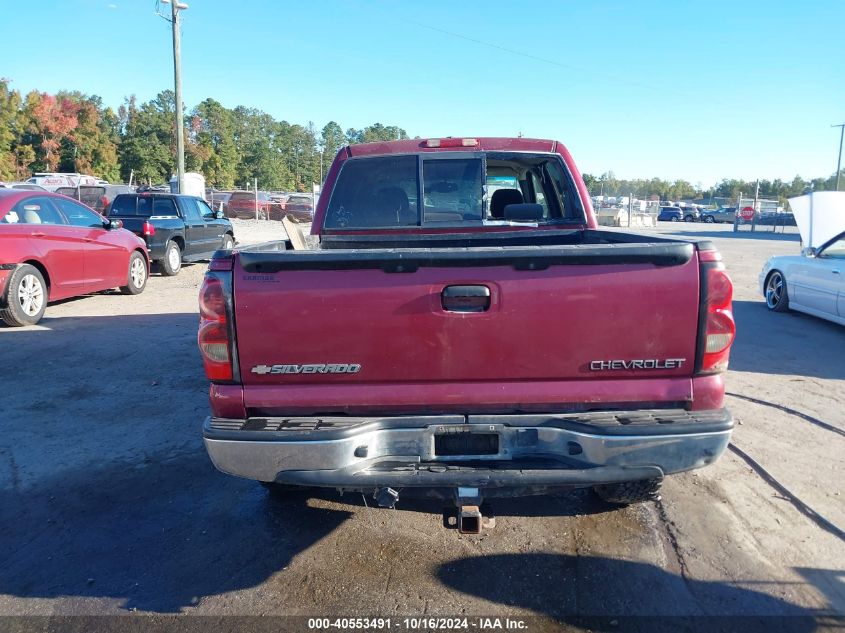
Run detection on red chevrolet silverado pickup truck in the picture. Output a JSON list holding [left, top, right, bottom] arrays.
[[198, 137, 735, 531]]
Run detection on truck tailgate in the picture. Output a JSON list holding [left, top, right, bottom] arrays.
[[110, 216, 146, 237], [232, 243, 700, 415]]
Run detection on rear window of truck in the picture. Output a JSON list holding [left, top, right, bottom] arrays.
[[109, 195, 171, 216], [323, 152, 584, 230]]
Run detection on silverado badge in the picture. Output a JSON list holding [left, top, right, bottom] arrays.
[[251, 363, 362, 375]]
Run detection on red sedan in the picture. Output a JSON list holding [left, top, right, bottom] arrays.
[[0, 190, 149, 326]]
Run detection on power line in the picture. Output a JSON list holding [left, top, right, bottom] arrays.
[[403, 19, 668, 94]]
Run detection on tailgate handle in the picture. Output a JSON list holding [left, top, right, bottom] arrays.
[[441, 285, 491, 313]]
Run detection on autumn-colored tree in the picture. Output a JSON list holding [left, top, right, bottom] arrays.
[[29, 92, 79, 171], [53, 92, 121, 182]]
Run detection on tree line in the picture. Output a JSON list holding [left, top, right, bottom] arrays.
[[582, 169, 842, 206], [0, 80, 407, 192], [1, 80, 840, 199]]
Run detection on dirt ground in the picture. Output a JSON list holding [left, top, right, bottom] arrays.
[[0, 219, 843, 630]]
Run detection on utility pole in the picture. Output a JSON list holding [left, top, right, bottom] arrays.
[[163, 0, 188, 194], [833, 123, 845, 191]]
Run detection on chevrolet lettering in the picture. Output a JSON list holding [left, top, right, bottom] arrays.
[[589, 358, 686, 371]]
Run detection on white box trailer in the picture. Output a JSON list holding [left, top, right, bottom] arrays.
[[169, 172, 205, 197]]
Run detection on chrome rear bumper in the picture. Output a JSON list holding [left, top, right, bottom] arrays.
[[202, 409, 732, 490]]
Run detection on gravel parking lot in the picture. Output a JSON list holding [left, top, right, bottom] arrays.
[[1, 220, 842, 630]]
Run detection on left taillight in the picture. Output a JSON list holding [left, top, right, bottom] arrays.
[[198, 275, 233, 381], [142, 221, 155, 236], [698, 264, 735, 374]]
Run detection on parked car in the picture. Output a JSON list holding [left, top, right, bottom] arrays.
[[680, 206, 700, 221], [657, 206, 696, 222], [760, 231, 845, 326], [55, 185, 106, 212], [206, 190, 232, 213], [198, 136, 736, 533], [56, 184, 137, 215], [282, 193, 315, 223], [108, 192, 234, 276], [0, 182, 49, 191], [0, 190, 148, 326], [226, 191, 280, 220], [756, 211, 797, 227], [700, 207, 737, 224]]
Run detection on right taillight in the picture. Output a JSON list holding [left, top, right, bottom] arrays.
[[699, 264, 735, 374], [198, 275, 234, 381], [142, 221, 155, 236]]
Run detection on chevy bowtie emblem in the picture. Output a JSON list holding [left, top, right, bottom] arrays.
[[251, 363, 362, 375]]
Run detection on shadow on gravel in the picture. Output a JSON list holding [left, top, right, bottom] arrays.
[[728, 301, 845, 380], [0, 311, 351, 613], [309, 486, 619, 520], [437, 553, 825, 630], [0, 452, 351, 613]]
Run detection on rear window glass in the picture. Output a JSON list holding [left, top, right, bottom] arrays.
[[229, 192, 255, 203], [423, 158, 482, 223], [109, 195, 138, 215], [325, 155, 419, 229], [109, 195, 163, 216], [152, 198, 177, 215], [324, 152, 583, 231]]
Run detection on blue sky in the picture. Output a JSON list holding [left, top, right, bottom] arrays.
[[1, 0, 843, 186]]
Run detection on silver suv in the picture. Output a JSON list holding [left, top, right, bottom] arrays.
[[699, 207, 737, 224]]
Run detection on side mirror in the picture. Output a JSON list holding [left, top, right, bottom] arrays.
[[107, 219, 123, 230], [215, 210, 225, 219], [802, 247, 817, 258]]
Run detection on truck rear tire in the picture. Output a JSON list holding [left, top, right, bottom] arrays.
[[593, 477, 662, 505], [159, 241, 182, 276]]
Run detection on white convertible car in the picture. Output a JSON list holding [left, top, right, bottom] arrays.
[[759, 192, 845, 326]]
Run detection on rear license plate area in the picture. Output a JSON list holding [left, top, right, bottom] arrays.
[[434, 433, 499, 456]]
